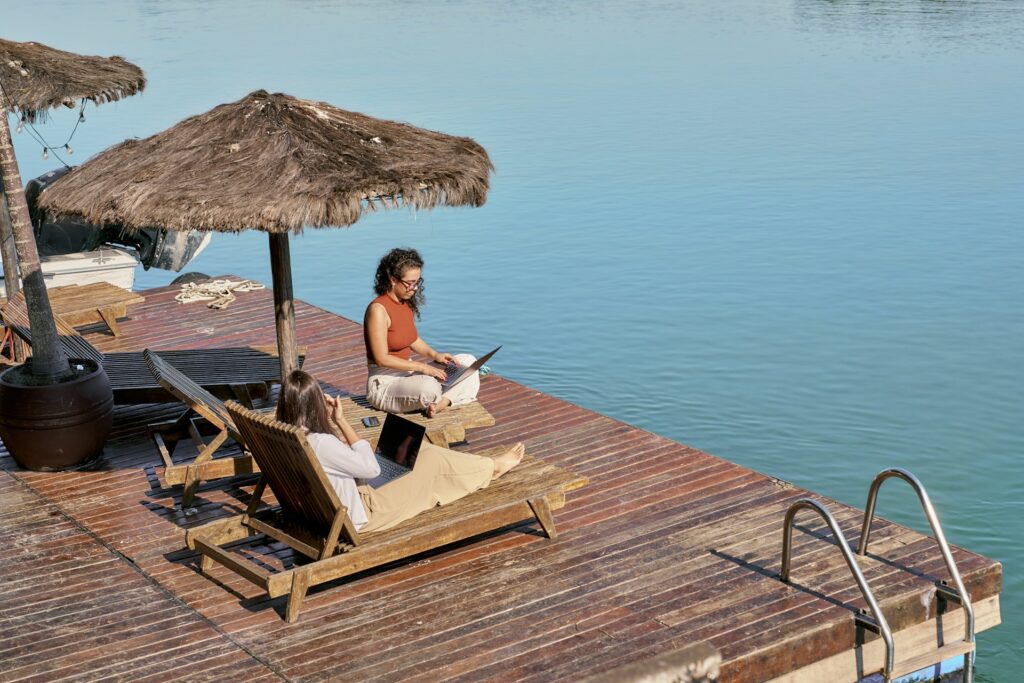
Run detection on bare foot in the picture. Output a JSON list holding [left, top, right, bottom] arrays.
[[426, 396, 452, 418], [491, 443, 525, 480]]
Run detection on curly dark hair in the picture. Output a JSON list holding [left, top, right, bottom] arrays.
[[373, 247, 426, 317]]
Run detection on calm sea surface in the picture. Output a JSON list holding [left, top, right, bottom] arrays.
[[7, 1, 1023, 678]]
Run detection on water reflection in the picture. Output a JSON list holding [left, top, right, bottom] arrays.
[[793, 0, 1024, 50]]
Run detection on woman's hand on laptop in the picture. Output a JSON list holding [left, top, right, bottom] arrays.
[[433, 351, 455, 366], [419, 363, 448, 381]]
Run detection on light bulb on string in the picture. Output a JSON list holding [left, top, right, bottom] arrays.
[[65, 144, 74, 155], [15, 119, 24, 134], [41, 147, 49, 161]]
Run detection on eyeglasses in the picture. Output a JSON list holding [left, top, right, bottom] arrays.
[[399, 277, 423, 290]]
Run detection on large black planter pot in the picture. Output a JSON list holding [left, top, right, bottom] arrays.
[[0, 358, 114, 471]]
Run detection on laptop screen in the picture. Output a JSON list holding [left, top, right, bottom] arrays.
[[375, 413, 427, 468]]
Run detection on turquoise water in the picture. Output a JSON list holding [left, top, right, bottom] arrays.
[[7, 1, 1023, 678]]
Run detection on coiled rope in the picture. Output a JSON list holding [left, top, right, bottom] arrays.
[[174, 279, 265, 310]]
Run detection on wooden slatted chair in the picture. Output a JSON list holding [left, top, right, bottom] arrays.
[[185, 401, 587, 622], [145, 349, 253, 507]]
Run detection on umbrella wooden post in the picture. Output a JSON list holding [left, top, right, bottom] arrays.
[[269, 232, 298, 381]]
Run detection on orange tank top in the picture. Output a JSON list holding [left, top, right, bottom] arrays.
[[366, 294, 417, 361]]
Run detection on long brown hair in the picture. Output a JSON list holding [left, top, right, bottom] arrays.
[[276, 370, 335, 435]]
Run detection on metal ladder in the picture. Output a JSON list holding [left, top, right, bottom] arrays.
[[781, 499, 897, 679], [858, 467, 975, 681], [780, 468, 975, 682]]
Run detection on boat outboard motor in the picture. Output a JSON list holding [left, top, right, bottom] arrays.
[[26, 167, 211, 272], [137, 229, 212, 272]]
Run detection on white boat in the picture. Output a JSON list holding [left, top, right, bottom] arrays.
[[0, 167, 211, 298]]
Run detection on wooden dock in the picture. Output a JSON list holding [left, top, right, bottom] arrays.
[[0, 279, 1001, 682]]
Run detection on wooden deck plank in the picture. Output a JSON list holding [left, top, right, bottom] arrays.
[[0, 470, 277, 683], [365, 509, 873, 676], [256, 498, 882, 679], [0, 279, 1001, 683], [253, 482, 797, 664]]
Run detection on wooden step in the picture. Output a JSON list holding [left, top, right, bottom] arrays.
[[890, 640, 975, 680]]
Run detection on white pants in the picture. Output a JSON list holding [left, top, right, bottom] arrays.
[[367, 353, 479, 414]]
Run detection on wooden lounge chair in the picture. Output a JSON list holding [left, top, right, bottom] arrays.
[[185, 401, 587, 622], [0, 296, 291, 405], [146, 349, 494, 507], [145, 349, 253, 507]]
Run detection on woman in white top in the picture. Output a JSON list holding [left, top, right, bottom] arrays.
[[276, 370, 524, 533]]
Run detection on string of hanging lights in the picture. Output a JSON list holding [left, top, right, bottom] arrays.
[[0, 77, 84, 167]]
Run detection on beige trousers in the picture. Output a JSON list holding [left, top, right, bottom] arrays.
[[366, 353, 480, 414], [357, 442, 492, 533]]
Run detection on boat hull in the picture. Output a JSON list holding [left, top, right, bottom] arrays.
[[0, 246, 138, 298]]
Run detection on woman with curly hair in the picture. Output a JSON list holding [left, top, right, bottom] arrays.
[[363, 247, 480, 416], [276, 369, 523, 532]]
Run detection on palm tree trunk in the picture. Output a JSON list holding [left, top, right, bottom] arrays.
[[0, 190, 19, 293], [0, 190, 27, 360], [0, 104, 70, 380]]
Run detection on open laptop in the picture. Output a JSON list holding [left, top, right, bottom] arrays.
[[364, 413, 427, 487], [440, 345, 501, 395]]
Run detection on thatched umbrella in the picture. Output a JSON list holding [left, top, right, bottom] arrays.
[[38, 89, 493, 378], [0, 38, 145, 378]]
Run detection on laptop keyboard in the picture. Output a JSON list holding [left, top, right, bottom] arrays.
[[443, 362, 467, 387], [375, 454, 410, 482]]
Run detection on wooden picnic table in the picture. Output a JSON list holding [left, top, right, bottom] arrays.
[[45, 282, 146, 336]]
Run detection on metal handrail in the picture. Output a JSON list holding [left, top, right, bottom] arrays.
[[781, 498, 895, 679], [857, 467, 975, 680]]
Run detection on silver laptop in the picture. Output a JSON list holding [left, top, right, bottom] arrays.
[[364, 413, 427, 487], [440, 346, 501, 396]]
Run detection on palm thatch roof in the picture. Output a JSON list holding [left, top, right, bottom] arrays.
[[37, 90, 494, 233], [0, 38, 145, 122]]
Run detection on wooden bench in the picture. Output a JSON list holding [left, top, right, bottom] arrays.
[[45, 282, 146, 336], [185, 402, 587, 622], [145, 349, 494, 507]]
